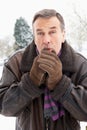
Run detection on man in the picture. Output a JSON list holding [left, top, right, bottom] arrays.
[[0, 9, 87, 130]]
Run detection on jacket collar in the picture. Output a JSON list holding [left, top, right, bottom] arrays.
[[20, 40, 76, 73], [20, 40, 37, 73], [60, 40, 76, 73]]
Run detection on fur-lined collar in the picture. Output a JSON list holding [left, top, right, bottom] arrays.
[[20, 41, 37, 73], [20, 40, 76, 73], [60, 41, 76, 72]]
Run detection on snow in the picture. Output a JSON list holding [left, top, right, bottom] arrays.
[[0, 115, 15, 130]]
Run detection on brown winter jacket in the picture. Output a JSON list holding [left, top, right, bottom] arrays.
[[0, 41, 87, 130]]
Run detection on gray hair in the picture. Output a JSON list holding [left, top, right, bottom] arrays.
[[32, 9, 65, 31]]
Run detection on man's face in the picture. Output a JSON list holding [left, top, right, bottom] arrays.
[[33, 16, 65, 54]]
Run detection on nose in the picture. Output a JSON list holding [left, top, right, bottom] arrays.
[[43, 34, 50, 46]]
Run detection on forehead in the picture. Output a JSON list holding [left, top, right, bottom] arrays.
[[33, 16, 61, 30]]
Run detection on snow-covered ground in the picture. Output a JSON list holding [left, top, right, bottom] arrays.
[[0, 53, 87, 130], [0, 115, 15, 130]]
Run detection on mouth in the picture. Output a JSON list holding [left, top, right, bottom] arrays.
[[43, 48, 56, 53], [43, 48, 52, 51]]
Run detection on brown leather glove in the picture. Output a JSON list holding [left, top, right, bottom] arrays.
[[30, 56, 46, 86], [37, 49, 62, 90]]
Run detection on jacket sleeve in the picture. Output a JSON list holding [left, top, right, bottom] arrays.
[[50, 60, 87, 121], [0, 63, 44, 116]]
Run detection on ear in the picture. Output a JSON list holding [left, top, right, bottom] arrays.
[[62, 30, 66, 43]]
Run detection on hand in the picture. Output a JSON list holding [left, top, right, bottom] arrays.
[[30, 56, 46, 86], [37, 49, 62, 90]]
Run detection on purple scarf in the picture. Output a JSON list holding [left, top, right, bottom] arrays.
[[36, 47, 64, 121], [44, 88, 64, 121]]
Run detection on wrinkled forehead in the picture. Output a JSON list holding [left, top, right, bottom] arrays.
[[32, 17, 64, 34]]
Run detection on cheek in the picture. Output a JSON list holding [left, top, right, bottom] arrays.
[[52, 41, 62, 54], [57, 33, 64, 42], [34, 40, 43, 53], [34, 36, 42, 45]]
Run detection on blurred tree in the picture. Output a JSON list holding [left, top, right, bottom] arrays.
[[13, 17, 33, 50], [0, 37, 14, 59], [66, 5, 87, 51]]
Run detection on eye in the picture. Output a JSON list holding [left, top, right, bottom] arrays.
[[37, 32, 44, 36], [49, 30, 56, 34]]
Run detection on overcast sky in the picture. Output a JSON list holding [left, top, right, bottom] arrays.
[[0, 0, 87, 38]]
